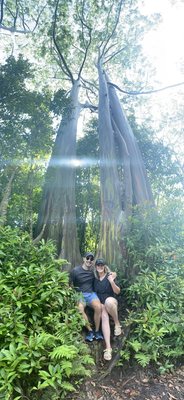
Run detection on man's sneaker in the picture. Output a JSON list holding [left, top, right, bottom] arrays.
[[85, 331, 95, 342], [94, 330, 104, 340]]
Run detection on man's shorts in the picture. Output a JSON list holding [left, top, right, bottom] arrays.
[[80, 292, 99, 306]]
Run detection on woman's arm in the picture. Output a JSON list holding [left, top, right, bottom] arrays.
[[107, 272, 120, 295]]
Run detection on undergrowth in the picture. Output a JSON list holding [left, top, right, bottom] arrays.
[[119, 203, 184, 373], [0, 226, 94, 400]]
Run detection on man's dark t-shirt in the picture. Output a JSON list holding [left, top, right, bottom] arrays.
[[70, 265, 95, 293], [94, 275, 118, 304]]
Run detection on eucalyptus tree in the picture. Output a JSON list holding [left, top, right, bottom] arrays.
[[34, 0, 138, 265], [34, 0, 97, 266], [1, 0, 159, 267], [34, 0, 159, 267], [93, 0, 158, 265]]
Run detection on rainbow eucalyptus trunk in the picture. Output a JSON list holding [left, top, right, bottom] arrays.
[[35, 80, 81, 267], [97, 67, 154, 267], [0, 168, 17, 226], [106, 72, 154, 266], [111, 118, 133, 222], [107, 76, 154, 206], [97, 63, 123, 266]]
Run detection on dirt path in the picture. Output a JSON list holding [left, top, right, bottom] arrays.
[[67, 308, 184, 400], [68, 363, 184, 400]]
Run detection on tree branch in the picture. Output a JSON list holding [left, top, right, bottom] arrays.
[[108, 81, 184, 95], [53, 49, 73, 78], [101, 0, 124, 58], [32, 4, 47, 32], [103, 41, 118, 57], [81, 77, 98, 97], [14, 0, 18, 29], [80, 102, 97, 111], [0, 0, 4, 24], [77, 18, 92, 79], [52, 0, 74, 83], [0, 0, 45, 34], [104, 45, 127, 64], [0, 24, 30, 33]]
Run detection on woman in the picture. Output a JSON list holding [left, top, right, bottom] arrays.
[[94, 258, 121, 361]]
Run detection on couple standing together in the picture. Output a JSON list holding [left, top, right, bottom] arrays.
[[70, 252, 121, 361]]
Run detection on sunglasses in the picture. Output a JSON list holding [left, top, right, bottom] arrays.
[[86, 256, 94, 261], [96, 264, 104, 267]]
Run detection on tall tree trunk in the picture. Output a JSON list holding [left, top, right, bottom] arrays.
[[107, 74, 154, 206], [106, 72, 154, 269], [97, 68, 154, 267], [35, 79, 81, 267], [112, 118, 133, 222], [26, 163, 34, 239], [0, 168, 17, 226], [97, 63, 123, 266]]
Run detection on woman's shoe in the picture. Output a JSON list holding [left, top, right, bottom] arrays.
[[114, 325, 122, 336], [103, 348, 112, 361]]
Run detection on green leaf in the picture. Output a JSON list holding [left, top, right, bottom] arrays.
[[61, 381, 76, 392], [128, 340, 142, 352], [135, 353, 151, 367], [39, 370, 50, 379], [51, 345, 77, 360]]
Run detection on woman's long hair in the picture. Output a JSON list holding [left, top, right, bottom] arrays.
[[94, 264, 111, 279]]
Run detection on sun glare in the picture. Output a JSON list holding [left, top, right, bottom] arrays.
[[71, 158, 82, 167], [142, 0, 184, 85]]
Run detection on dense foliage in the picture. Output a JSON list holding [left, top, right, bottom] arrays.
[[0, 0, 184, 383], [0, 56, 54, 233], [120, 202, 184, 372], [0, 226, 94, 399]]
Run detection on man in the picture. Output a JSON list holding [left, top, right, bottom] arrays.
[[70, 252, 103, 342]]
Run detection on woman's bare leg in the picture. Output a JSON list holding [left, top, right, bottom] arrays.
[[104, 297, 120, 327], [101, 304, 111, 349]]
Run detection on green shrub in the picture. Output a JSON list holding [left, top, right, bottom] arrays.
[[0, 226, 94, 399], [124, 266, 184, 371], [123, 200, 184, 278], [120, 201, 184, 373]]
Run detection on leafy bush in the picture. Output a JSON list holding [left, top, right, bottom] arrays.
[[0, 226, 94, 400], [120, 201, 184, 373], [124, 266, 184, 373], [123, 200, 184, 277]]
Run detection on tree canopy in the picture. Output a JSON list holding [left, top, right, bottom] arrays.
[[0, 0, 183, 267]]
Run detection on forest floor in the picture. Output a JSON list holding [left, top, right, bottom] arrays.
[[67, 304, 184, 400], [69, 361, 184, 400]]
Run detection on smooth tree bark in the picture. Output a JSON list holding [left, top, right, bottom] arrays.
[[107, 76, 154, 206], [0, 168, 17, 226], [35, 80, 81, 266], [111, 118, 133, 222], [97, 61, 123, 265], [97, 66, 154, 267], [34, 0, 94, 267]]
